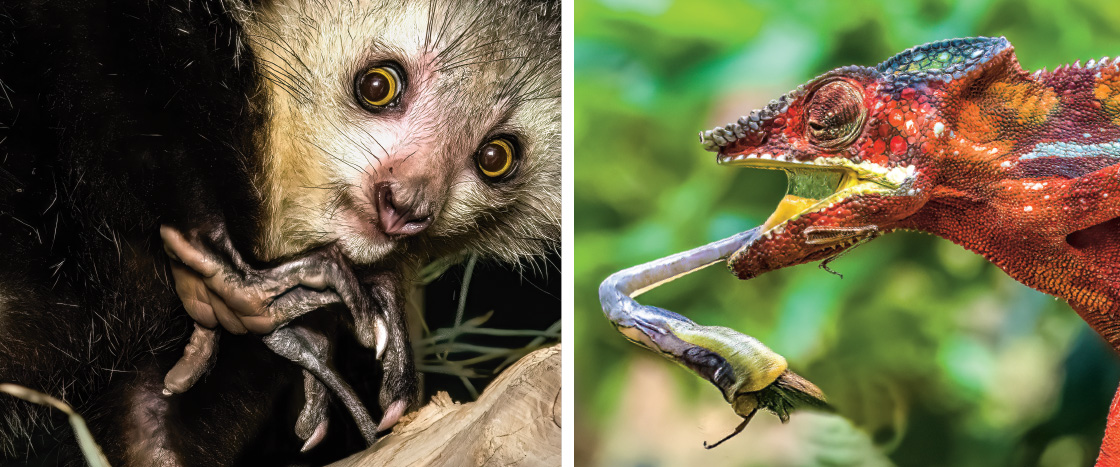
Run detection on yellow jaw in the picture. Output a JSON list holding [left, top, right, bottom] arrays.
[[761, 195, 818, 232], [719, 154, 912, 234]]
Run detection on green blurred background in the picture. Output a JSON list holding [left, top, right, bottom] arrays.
[[573, 1, 1120, 466]]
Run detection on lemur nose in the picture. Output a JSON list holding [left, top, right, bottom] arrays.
[[375, 183, 433, 236]]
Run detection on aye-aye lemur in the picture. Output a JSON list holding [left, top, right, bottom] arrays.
[[0, 0, 559, 464]]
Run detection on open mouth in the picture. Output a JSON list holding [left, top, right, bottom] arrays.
[[718, 152, 914, 235]]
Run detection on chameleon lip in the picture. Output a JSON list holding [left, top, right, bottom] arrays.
[[716, 151, 915, 187], [718, 152, 912, 235]]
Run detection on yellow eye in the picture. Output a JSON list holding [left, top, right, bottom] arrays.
[[477, 138, 516, 179], [357, 66, 402, 107]]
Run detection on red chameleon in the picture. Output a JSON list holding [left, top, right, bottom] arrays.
[[600, 36, 1120, 463]]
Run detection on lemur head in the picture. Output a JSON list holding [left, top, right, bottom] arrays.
[[240, 0, 559, 265]]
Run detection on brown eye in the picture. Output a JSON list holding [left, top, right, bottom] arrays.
[[805, 80, 866, 150], [477, 138, 516, 179], [357, 66, 402, 108]]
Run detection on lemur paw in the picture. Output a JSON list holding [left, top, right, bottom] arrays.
[[159, 224, 362, 334], [158, 223, 418, 446]]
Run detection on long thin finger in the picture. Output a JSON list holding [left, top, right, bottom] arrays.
[[160, 226, 221, 278], [266, 288, 342, 329], [267, 252, 371, 332], [169, 263, 219, 328], [162, 226, 362, 333], [163, 324, 220, 395], [262, 326, 379, 446], [296, 370, 330, 452], [209, 292, 248, 335], [162, 225, 275, 320]]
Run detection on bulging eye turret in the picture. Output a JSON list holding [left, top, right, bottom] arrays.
[[476, 137, 518, 180], [805, 80, 866, 150], [356, 64, 404, 109]]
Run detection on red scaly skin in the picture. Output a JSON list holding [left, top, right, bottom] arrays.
[[700, 37, 1120, 464]]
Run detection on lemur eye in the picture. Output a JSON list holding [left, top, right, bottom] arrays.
[[356, 65, 403, 108], [805, 80, 866, 150], [476, 138, 517, 179]]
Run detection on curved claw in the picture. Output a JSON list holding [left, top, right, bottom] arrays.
[[377, 399, 407, 433], [296, 370, 330, 452], [361, 270, 418, 429], [300, 420, 329, 453]]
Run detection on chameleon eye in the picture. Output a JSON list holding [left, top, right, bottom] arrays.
[[805, 80, 866, 150], [356, 65, 404, 109], [476, 138, 517, 180]]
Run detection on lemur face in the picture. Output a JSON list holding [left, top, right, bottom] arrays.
[[245, 0, 560, 265]]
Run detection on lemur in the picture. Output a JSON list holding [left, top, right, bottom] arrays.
[[0, 0, 560, 464]]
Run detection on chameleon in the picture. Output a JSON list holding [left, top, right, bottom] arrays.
[[599, 36, 1120, 461]]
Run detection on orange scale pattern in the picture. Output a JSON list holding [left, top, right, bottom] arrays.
[[699, 36, 1120, 464]]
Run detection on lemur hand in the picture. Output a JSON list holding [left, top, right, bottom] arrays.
[[159, 224, 369, 335], [158, 224, 418, 447]]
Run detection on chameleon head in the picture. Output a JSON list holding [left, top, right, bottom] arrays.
[[700, 37, 1017, 279]]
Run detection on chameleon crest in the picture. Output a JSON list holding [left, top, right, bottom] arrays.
[[700, 37, 1119, 338]]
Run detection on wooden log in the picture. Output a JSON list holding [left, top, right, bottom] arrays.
[[331, 344, 561, 467]]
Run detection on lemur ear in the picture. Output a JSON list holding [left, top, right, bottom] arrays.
[[876, 36, 1017, 89]]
